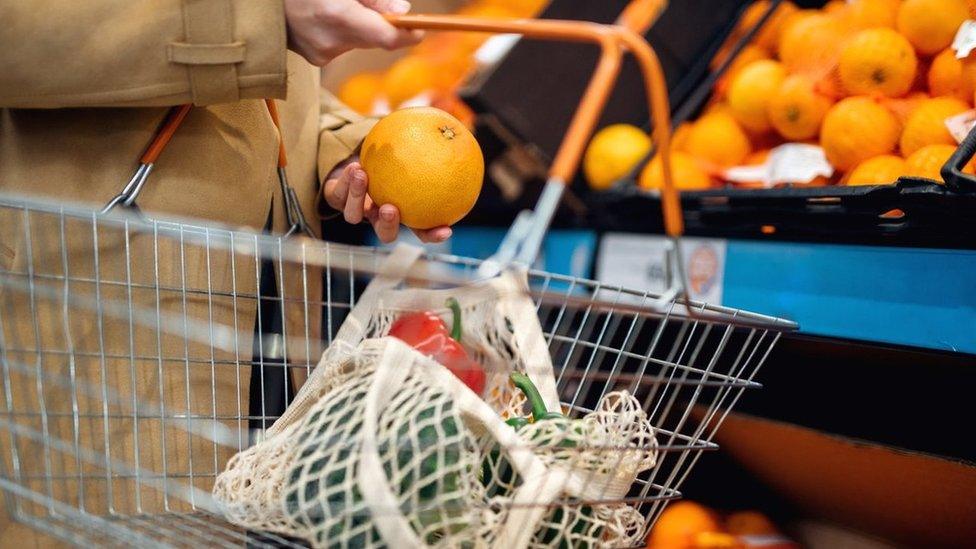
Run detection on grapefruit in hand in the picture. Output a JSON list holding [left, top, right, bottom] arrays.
[[361, 107, 484, 230]]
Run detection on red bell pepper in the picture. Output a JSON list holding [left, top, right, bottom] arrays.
[[388, 298, 487, 395]]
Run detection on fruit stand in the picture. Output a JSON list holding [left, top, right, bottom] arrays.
[[328, 0, 976, 547]]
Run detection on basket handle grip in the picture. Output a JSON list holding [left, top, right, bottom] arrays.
[[386, 7, 682, 237], [140, 104, 193, 164], [941, 123, 976, 192]]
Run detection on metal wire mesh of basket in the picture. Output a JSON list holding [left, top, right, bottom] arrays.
[[0, 192, 795, 547]]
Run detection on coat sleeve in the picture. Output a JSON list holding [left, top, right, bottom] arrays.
[[316, 91, 377, 182], [0, 0, 288, 108]]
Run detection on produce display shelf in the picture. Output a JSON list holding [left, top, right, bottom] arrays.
[[588, 178, 976, 250]]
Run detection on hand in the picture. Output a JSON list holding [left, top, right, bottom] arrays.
[[285, 0, 424, 66], [323, 162, 453, 244]]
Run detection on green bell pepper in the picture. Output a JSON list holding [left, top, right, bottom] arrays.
[[482, 373, 598, 548]]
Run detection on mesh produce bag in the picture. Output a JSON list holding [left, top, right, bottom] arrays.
[[213, 246, 658, 547]]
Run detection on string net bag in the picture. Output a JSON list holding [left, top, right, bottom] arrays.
[[212, 246, 659, 547]]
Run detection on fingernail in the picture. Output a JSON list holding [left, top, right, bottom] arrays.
[[380, 206, 396, 221], [390, 0, 411, 14]]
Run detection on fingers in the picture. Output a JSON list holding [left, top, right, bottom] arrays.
[[322, 161, 453, 245], [285, 0, 422, 66], [348, 5, 424, 50], [322, 163, 355, 211], [368, 204, 401, 244], [343, 164, 369, 224], [412, 226, 453, 244], [363, 203, 453, 245], [358, 0, 411, 14]]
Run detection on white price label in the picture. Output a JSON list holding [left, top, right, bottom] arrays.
[[595, 233, 727, 306], [945, 110, 976, 144], [952, 20, 976, 58], [724, 143, 834, 187]]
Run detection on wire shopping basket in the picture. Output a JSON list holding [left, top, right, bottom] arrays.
[[0, 3, 797, 547]]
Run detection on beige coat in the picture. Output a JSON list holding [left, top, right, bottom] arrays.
[[0, 1, 375, 545]]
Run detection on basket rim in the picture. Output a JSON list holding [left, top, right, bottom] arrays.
[[0, 192, 797, 332]]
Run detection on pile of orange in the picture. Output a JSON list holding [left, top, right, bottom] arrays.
[[645, 501, 797, 549], [582, 0, 975, 192], [335, 0, 548, 128]]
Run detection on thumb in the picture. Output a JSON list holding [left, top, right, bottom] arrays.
[[359, 0, 412, 15]]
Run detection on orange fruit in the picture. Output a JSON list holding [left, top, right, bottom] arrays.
[[685, 111, 753, 169], [734, 1, 800, 51], [777, 8, 819, 46], [413, 35, 478, 87], [839, 0, 900, 29], [820, 97, 901, 170], [672, 122, 694, 153], [904, 143, 974, 181], [896, 0, 969, 56], [881, 91, 932, 124], [383, 56, 447, 108], [704, 101, 736, 118], [430, 92, 476, 130], [582, 124, 652, 190], [646, 501, 721, 549], [639, 151, 713, 191], [726, 511, 779, 536], [965, 56, 976, 101], [929, 49, 975, 101], [768, 75, 833, 140], [361, 107, 484, 229], [728, 60, 788, 132], [779, 13, 849, 78], [846, 154, 907, 185], [713, 45, 772, 100], [969, 0, 976, 16], [839, 28, 918, 98], [693, 532, 744, 549], [338, 72, 384, 115], [823, 0, 848, 14], [900, 96, 970, 155]]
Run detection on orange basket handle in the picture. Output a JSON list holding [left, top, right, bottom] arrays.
[[617, 0, 668, 34], [386, 6, 682, 237]]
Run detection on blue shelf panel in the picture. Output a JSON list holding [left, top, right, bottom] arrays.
[[371, 228, 976, 354], [723, 241, 976, 354]]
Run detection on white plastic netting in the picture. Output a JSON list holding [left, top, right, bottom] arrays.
[[212, 246, 659, 548]]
